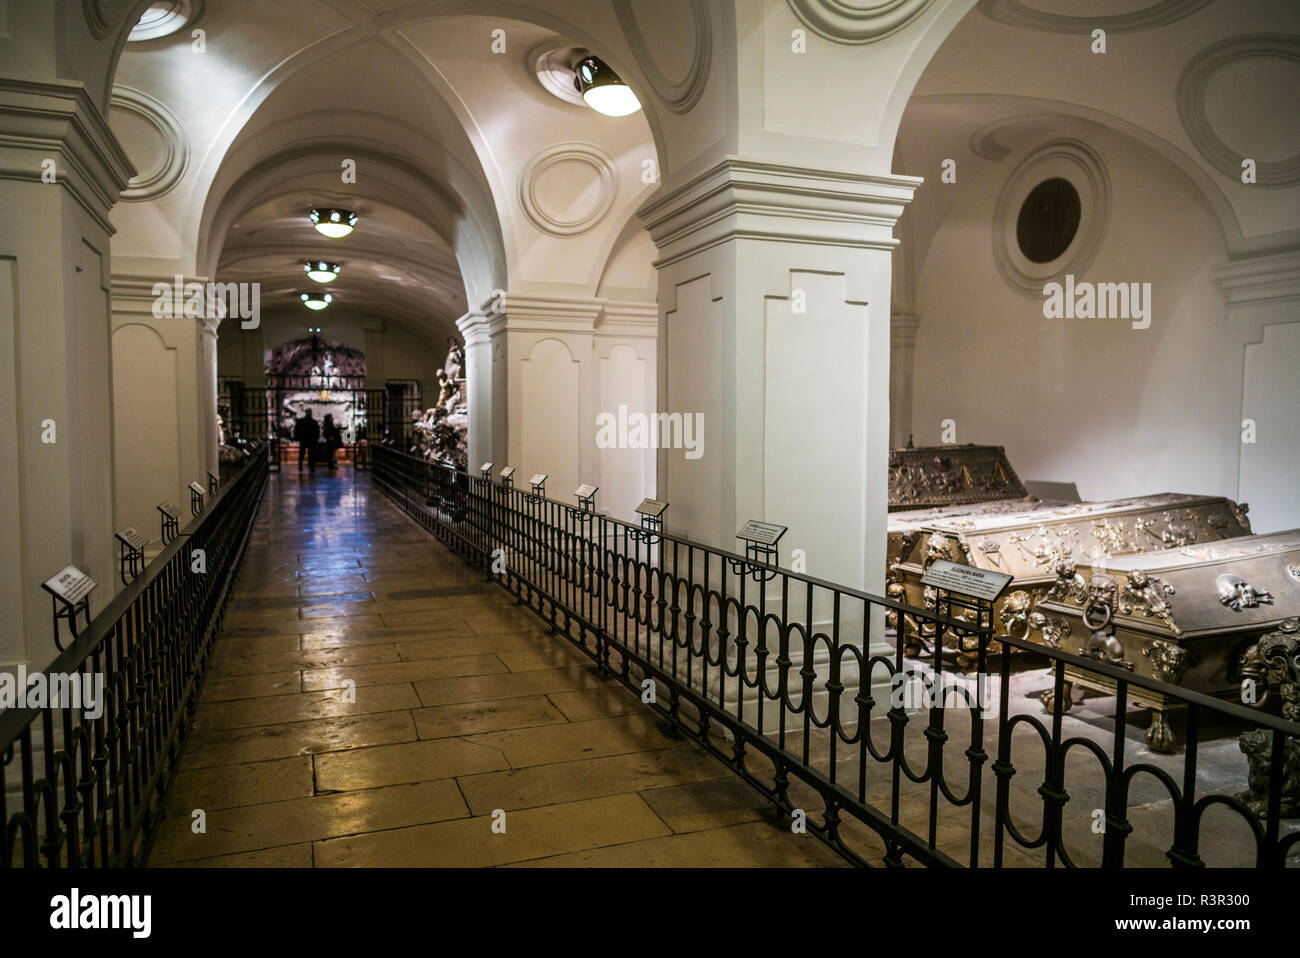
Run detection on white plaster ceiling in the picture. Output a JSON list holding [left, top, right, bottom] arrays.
[[107, 0, 660, 356]]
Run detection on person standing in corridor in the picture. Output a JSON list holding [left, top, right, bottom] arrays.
[[294, 409, 319, 471]]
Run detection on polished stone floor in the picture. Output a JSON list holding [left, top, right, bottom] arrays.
[[148, 467, 843, 867]]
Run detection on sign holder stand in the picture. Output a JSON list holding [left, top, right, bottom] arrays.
[[207, 471, 219, 497], [731, 520, 788, 582], [157, 502, 180, 545], [499, 466, 515, 490], [630, 499, 668, 545], [114, 528, 149, 585], [41, 566, 96, 652], [919, 559, 1013, 669], [189, 481, 205, 516], [528, 474, 547, 500]]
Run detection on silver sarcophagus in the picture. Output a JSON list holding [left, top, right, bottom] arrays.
[[891, 493, 1254, 667], [1033, 530, 1300, 752]]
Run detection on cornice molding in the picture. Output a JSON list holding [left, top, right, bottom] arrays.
[[457, 293, 658, 340], [1213, 248, 1300, 307], [890, 309, 921, 348], [0, 77, 134, 233], [636, 157, 922, 268]]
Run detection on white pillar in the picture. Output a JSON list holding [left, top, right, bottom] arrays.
[[457, 294, 507, 474], [0, 78, 132, 670], [109, 275, 217, 541]]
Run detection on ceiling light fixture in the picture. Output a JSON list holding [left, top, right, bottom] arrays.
[[573, 56, 641, 117], [304, 260, 341, 283], [300, 292, 333, 311], [309, 208, 357, 238]]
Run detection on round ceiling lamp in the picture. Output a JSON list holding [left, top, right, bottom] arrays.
[[304, 260, 341, 283], [573, 56, 641, 117], [300, 291, 333, 311], [309, 208, 357, 238]]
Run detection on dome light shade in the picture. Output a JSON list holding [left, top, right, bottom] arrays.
[[300, 292, 333, 311], [305, 261, 341, 283], [573, 56, 641, 117], [310, 208, 357, 238]]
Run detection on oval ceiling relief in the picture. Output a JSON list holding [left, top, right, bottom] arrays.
[[1178, 34, 1300, 187], [613, 0, 711, 113], [992, 140, 1110, 296], [786, 0, 935, 44], [519, 143, 617, 237], [109, 87, 190, 201]]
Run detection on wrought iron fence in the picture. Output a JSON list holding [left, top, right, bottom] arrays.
[[0, 446, 269, 867], [373, 446, 1300, 868]]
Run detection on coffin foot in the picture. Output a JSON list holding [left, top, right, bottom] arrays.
[[1039, 682, 1073, 715], [1145, 710, 1177, 753]]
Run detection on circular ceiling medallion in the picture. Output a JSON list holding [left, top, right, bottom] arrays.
[[613, 0, 711, 112], [786, 0, 935, 44], [993, 140, 1110, 296], [109, 87, 189, 200], [529, 43, 589, 107], [1178, 34, 1300, 188], [519, 144, 617, 237], [977, 0, 1214, 33], [127, 0, 203, 41]]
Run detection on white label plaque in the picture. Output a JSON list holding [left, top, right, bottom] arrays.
[[574, 484, 598, 500], [115, 527, 149, 550], [920, 559, 1013, 602], [43, 565, 95, 605], [499, 466, 515, 480], [737, 520, 787, 546], [189, 481, 205, 495], [479, 462, 494, 473], [636, 498, 668, 518], [158, 501, 180, 519], [529, 474, 547, 487]]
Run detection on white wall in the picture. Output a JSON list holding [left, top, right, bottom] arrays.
[[911, 127, 1240, 505]]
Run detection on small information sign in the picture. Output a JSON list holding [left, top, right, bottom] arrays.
[[920, 559, 1013, 602]]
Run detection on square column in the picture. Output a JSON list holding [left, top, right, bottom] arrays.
[[638, 158, 920, 702], [0, 78, 132, 671]]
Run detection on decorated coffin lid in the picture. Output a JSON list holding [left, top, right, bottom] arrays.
[[888, 496, 1067, 537], [1037, 530, 1300, 640], [897, 493, 1252, 583], [888, 444, 1028, 512]]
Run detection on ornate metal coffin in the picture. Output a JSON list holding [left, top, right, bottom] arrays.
[[888, 444, 1028, 512], [1033, 530, 1300, 752], [886, 444, 1051, 582], [891, 493, 1254, 666]]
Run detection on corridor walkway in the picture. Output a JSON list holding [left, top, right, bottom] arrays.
[[148, 467, 842, 867]]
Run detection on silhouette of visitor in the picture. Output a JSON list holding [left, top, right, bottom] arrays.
[[294, 409, 319, 471], [322, 414, 342, 469]]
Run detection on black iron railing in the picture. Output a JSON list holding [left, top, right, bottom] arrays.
[[0, 447, 269, 867], [372, 447, 1300, 868]]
